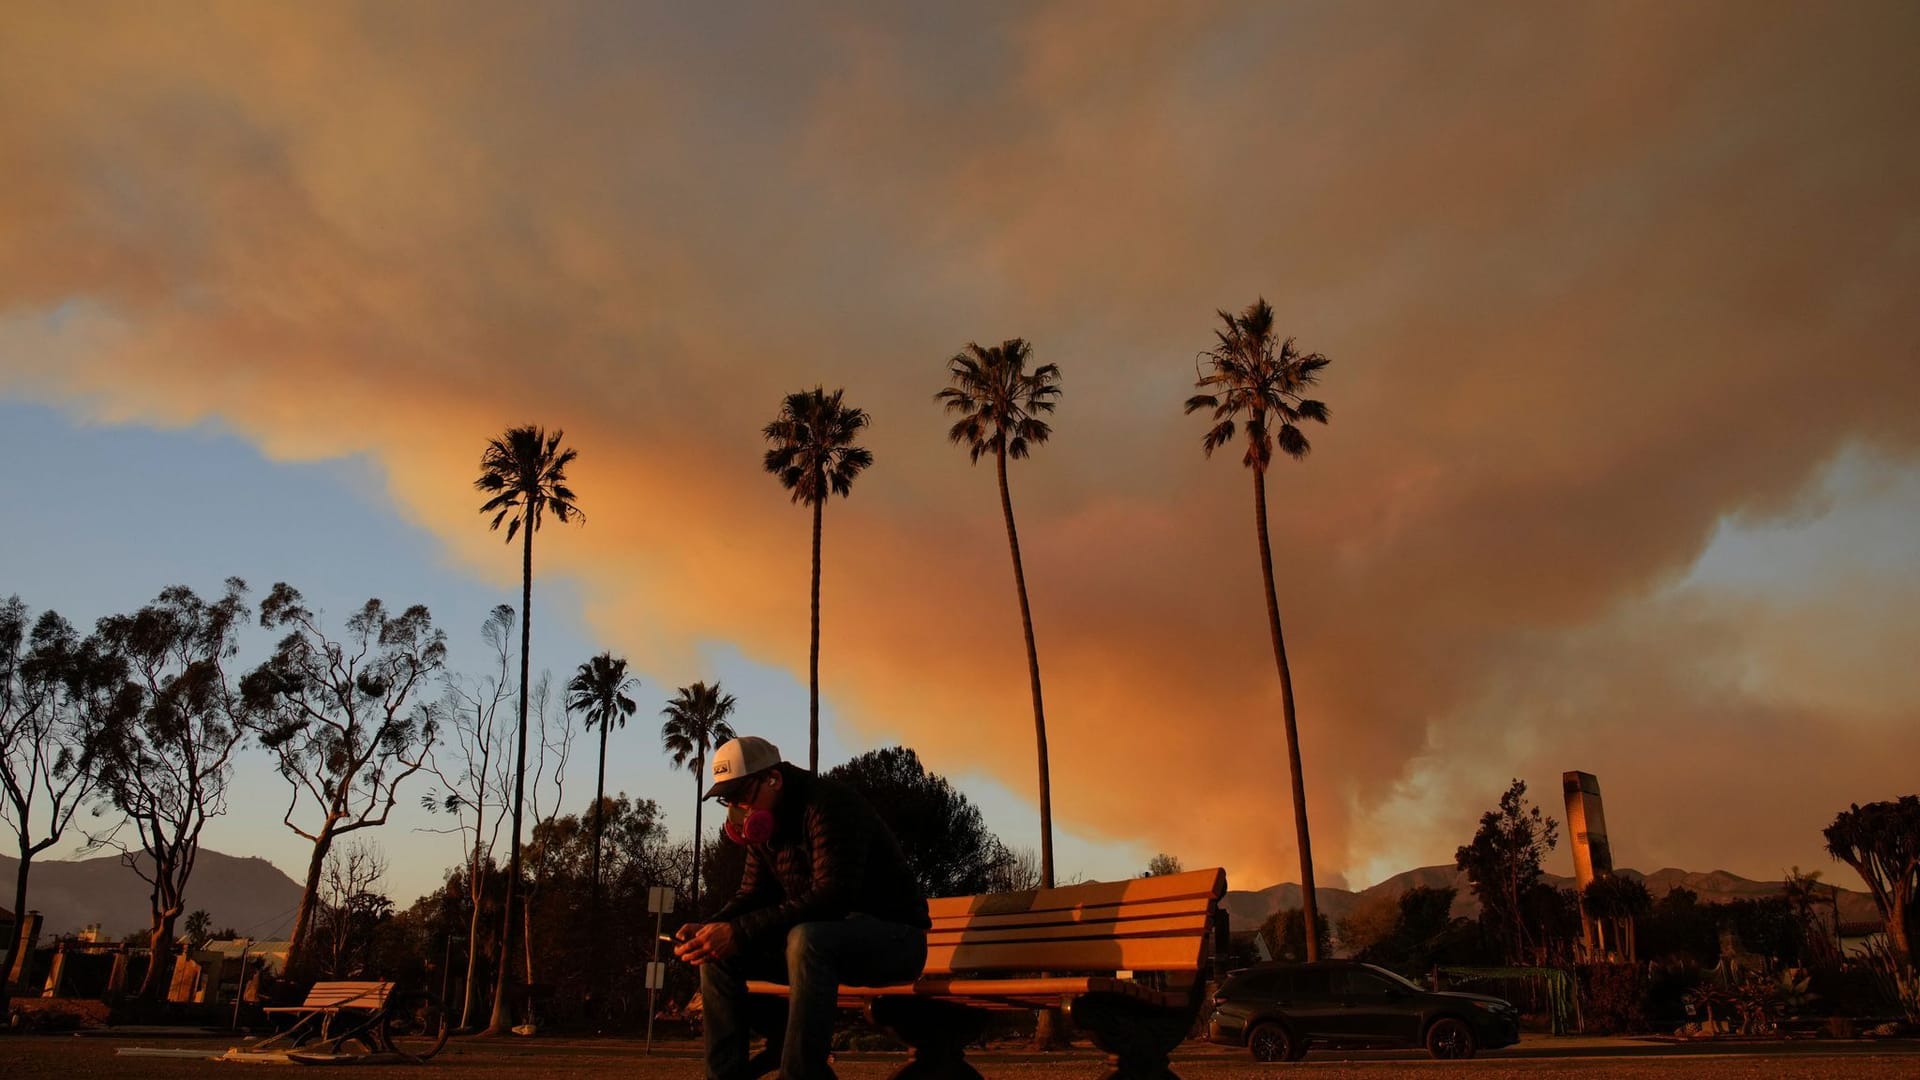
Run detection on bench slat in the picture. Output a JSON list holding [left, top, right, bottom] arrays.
[[927, 932, 1204, 975], [286, 981, 393, 1010], [925, 869, 1223, 921], [928, 897, 1215, 933], [927, 912, 1210, 948]]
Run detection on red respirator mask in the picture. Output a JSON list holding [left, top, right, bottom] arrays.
[[724, 803, 775, 846]]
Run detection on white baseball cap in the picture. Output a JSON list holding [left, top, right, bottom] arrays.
[[704, 736, 783, 800]]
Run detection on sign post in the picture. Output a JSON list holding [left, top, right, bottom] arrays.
[[645, 886, 674, 1055]]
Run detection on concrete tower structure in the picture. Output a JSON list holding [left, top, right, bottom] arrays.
[[1563, 770, 1613, 954]]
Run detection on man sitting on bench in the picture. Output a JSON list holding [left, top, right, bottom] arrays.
[[674, 735, 931, 1080]]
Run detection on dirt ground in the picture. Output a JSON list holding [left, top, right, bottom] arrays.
[[4, 1033, 1919, 1080]]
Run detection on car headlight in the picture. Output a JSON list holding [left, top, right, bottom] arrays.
[[1471, 1000, 1513, 1014]]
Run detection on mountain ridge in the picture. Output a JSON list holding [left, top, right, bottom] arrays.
[[1221, 864, 1883, 932], [0, 850, 303, 940]]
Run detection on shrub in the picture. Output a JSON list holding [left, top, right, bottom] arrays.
[[1579, 963, 1646, 1034]]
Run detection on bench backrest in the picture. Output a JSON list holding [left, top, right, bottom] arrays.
[[299, 981, 393, 1010], [924, 867, 1225, 977]]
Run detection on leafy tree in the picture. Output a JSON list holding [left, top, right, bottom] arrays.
[[1259, 906, 1331, 963], [1184, 298, 1331, 959], [1393, 886, 1467, 970], [660, 681, 737, 911], [1455, 778, 1559, 964], [763, 387, 872, 773], [474, 424, 583, 1034], [826, 746, 1013, 899], [1338, 891, 1402, 957], [565, 651, 638, 918], [1720, 896, 1805, 965], [1344, 886, 1466, 970], [1641, 886, 1719, 965], [985, 846, 1044, 894], [1143, 853, 1183, 878], [1824, 796, 1919, 969], [0, 598, 126, 997], [520, 795, 676, 1022], [937, 339, 1063, 887], [91, 580, 254, 999], [1582, 875, 1652, 961], [242, 583, 444, 975]]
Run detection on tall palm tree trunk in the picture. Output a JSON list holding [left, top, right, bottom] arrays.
[[1253, 466, 1320, 961], [588, 721, 608, 1018], [691, 758, 704, 912], [488, 521, 535, 1034], [996, 449, 1053, 888], [808, 495, 822, 773], [592, 723, 608, 914], [999, 448, 1065, 1051]]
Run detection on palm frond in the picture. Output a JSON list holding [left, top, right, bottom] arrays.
[[1187, 300, 1331, 471]]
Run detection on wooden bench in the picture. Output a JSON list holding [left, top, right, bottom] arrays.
[[746, 866, 1228, 1079], [226, 979, 446, 1063]]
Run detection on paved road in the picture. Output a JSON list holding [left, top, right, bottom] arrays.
[[5, 1034, 1915, 1079]]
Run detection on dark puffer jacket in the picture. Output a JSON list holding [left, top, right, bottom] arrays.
[[711, 762, 931, 945]]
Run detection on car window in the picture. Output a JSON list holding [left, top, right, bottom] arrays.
[[1332, 968, 1397, 997], [1228, 971, 1282, 997], [1290, 968, 1330, 998], [1365, 964, 1425, 993]]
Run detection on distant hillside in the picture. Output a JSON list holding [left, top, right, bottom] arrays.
[[1223, 865, 1881, 932], [0, 850, 303, 940]]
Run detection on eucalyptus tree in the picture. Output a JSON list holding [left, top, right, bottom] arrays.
[[763, 388, 872, 772], [660, 681, 737, 910], [421, 604, 517, 1030], [91, 580, 254, 999], [565, 651, 638, 914], [1184, 298, 1332, 959], [937, 338, 1063, 887], [0, 598, 126, 1004], [241, 583, 446, 976], [474, 424, 583, 1034]]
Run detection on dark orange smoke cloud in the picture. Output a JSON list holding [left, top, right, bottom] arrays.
[[3, 1, 1917, 888]]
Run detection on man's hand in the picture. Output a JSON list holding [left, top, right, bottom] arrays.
[[672, 921, 740, 966]]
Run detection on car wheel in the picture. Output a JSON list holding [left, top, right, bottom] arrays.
[[1247, 1020, 1303, 1063], [1426, 1016, 1477, 1060]]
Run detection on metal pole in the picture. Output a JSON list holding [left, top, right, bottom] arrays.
[[231, 943, 250, 1031], [645, 908, 663, 1054]]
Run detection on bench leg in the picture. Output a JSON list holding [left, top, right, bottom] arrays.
[[866, 998, 987, 1080], [1069, 994, 1193, 1080]]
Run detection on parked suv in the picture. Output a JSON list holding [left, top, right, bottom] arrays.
[[1206, 960, 1519, 1061]]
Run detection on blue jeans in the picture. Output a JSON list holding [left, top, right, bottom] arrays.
[[701, 915, 928, 1080]]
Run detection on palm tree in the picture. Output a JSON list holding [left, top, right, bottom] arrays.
[[474, 424, 582, 1034], [763, 387, 872, 773], [936, 339, 1062, 888], [660, 681, 738, 912], [565, 652, 638, 916], [1184, 298, 1331, 961]]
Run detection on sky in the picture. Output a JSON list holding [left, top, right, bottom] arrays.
[[2, 1, 1918, 922]]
